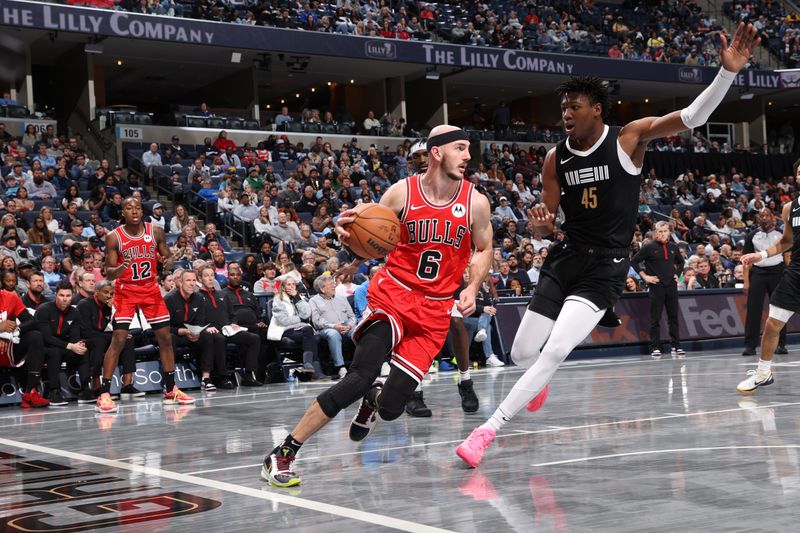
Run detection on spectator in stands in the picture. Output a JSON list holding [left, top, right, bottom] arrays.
[[232, 191, 259, 223], [689, 258, 719, 289], [0, 233, 28, 264], [198, 265, 263, 387], [32, 144, 55, 170], [148, 202, 167, 230], [491, 101, 511, 138], [72, 269, 95, 303], [269, 277, 322, 377], [309, 274, 354, 380], [363, 111, 381, 135], [170, 234, 196, 262], [26, 216, 52, 245], [254, 262, 280, 296], [274, 106, 292, 128], [170, 203, 190, 233], [142, 143, 162, 171], [213, 131, 236, 152], [312, 234, 336, 265], [40, 256, 62, 285], [35, 281, 90, 405], [21, 269, 46, 310], [27, 170, 56, 200], [266, 210, 301, 247], [506, 254, 531, 286], [463, 271, 504, 367], [221, 146, 243, 169], [70, 154, 94, 181]]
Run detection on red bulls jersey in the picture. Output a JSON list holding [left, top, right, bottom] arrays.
[[112, 222, 158, 288], [383, 174, 474, 298]]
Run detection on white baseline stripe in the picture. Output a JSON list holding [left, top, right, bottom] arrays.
[[532, 445, 800, 467], [0, 436, 455, 533], [188, 400, 800, 475]]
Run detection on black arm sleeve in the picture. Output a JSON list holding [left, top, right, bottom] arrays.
[[17, 309, 36, 335], [743, 230, 756, 254]]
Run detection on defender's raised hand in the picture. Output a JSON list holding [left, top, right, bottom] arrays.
[[720, 22, 761, 73]]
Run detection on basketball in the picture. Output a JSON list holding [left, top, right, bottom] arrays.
[[345, 203, 401, 260]]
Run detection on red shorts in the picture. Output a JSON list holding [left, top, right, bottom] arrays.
[[112, 281, 170, 330], [353, 270, 453, 383]]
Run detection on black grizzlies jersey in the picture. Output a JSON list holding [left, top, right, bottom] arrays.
[[789, 197, 800, 270], [554, 125, 641, 249]]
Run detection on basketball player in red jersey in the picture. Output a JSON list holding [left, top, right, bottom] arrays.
[[261, 125, 494, 487], [95, 197, 195, 413], [404, 138, 479, 417]]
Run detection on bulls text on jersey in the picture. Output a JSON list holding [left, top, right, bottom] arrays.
[[120, 244, 157, 262], [405, 218, 468, 248]]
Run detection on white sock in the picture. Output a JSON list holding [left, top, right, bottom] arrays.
[[415, 382, 423, 392], [758, 359, 772, 375], [482, 301, 604, 428], [459, 369, 471, 383], [481, 406, 511, 432]]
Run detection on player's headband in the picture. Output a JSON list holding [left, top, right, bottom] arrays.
[[409, 140, 427, 155], [426, 129, 469, 152]]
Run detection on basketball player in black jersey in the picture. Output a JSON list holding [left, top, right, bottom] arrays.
[[737, 158, 800, 394], [457, 22, 760, 467]]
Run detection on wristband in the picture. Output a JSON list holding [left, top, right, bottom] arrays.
[[759, 250, 769, 260]]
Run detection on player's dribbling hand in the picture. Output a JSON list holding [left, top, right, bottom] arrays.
[[720, 22, 761, 73], [457, 289, 477, 318], [741, 252, 763, 267], [334, 208, 358, 245], [528, 204, 555, 227]]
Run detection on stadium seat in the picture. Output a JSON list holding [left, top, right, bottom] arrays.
[[243, 119, 260, 130], [226, 118, 243, 130], [207, 117, 225, 129], [187, 117, 206, 128]]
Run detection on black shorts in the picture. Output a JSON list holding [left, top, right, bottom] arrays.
[[769, 268, 800, 314], [528, 242, 629, 320]]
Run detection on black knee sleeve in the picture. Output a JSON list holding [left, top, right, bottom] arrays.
[[317, 370, 375, 418], [317, 321, 394, 418], [377, 366, 418, 421]]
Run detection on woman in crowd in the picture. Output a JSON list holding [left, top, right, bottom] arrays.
[[311, 204, 334, 236], [62, 185, 85, 211], [269, 277, 322, 376], [39, 206, 60, 235], [239, 254, 259, 288], [169, 203, 190, 233], [14, 188, 35, 213], [27, 216, 53, 245]]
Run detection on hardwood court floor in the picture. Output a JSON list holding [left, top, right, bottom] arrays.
[[1, 348, 799, 532]]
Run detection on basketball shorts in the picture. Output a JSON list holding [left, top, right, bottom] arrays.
[[112, 281, 170, 330], [353, 270, 453, 383], [769, 268, 800, 315], [529, 242, 628, 320]]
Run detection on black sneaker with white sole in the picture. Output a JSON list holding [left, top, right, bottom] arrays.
[[349, 381, 382, 442], [47, 390, 68, 407], [458, 379, 479, 413], [77, 388, 95, 404], [120, 384, 146, 400]]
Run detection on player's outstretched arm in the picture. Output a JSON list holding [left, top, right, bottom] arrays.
[[742, 202, 793, 267], [528, 148, 560, 231], [104, 232, 129, 281], [619, 22, 760, 167], [459, 192, 493, 317]]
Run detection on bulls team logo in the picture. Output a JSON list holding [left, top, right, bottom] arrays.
[[143, 234, 153, 242], [451, 203, 466, 218]]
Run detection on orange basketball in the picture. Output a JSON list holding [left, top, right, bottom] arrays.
[[346, 203, 401, 260]]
